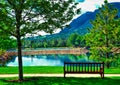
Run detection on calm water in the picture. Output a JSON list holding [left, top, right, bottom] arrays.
[[6, 54, 89, 66]]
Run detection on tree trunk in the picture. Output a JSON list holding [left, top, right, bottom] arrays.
[[17, 30, 23, 81], [15, 5, 24, 81], [106, 52, 110, 69], [105, 34, 110, 69]]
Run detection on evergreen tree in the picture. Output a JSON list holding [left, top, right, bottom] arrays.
[[85, 0, 120, 68], [67, 33, 84, 47]]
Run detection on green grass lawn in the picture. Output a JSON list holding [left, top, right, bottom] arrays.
[[0, 66, 120, 74], [0, 66, 120, 85], [0, 77, 120, 85]]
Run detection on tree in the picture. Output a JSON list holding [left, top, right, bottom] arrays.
[[0, 0, 80, 81], [67, 33, 84, 47], [57, 38, 67, 47], [0, 36, 17, 50], [85, 0, 120, 68], [67, 33, 78, 47], [76, 35, 85, 47]]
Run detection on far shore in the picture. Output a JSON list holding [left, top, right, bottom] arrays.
[[5, 47, 88, 57]]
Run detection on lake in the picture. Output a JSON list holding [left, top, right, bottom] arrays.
[[6, 54, 90, 66]]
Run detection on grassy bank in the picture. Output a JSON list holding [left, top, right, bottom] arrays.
[[0, 77, 120, 85], [0, 66, 63, 74], [0, 66, 120, 74]]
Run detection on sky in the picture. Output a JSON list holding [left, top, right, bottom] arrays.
[[74, 0, 120, 18], [76, 0, 120, 12], [33, 0, 120, 36]]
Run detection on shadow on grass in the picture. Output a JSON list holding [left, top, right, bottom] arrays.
[[0, 77, 120, 85]]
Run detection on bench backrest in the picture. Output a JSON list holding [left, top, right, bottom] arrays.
[[64, 62, 104, 73]]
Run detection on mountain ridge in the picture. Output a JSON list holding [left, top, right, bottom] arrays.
[[27, 2, 120, 41], [60, 2, 120, 35]]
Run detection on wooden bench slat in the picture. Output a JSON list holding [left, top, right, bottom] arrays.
[[64, 62, 104, 78]]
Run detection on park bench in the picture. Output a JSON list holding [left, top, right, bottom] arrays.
[[64, 62, 104, 78]]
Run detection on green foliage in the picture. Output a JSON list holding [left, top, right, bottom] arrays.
[[0, 0, 80, 36], [0, 48, 6, 56], [85, 0, 120, 68], [0, 36, 17, 50], [22, 33, 86, 48], [67, 33, 85, 47], [0, 0, 80, 80]]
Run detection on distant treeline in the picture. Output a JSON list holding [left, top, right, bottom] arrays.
[[0, 33, 85, 50], [22, 33, 85, 48]]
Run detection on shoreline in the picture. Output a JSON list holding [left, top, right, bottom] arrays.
[[5, 48, 88, 56]]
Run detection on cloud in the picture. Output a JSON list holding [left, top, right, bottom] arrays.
[[73, 0, 120, 19], [77, 0, 120, 13]]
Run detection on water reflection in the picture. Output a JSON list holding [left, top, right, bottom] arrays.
[[7, 54, 89, 66]]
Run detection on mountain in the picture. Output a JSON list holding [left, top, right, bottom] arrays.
[[27, 2, 120, 41], [60, 2, 120, 35], [59, 11, 96, 35]]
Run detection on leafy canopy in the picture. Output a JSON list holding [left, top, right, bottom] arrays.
[[0, 0, 80, 80], [0, 0, 80, 37], [85, 0, 120, 66]]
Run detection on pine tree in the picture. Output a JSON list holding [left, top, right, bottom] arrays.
[[85, 0, 120, 68]]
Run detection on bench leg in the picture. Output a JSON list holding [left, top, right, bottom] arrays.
[[101, 73, 104, 79]]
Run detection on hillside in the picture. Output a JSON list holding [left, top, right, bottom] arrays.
[[60, 2, 120, 35], [26, 2, 120, 41]]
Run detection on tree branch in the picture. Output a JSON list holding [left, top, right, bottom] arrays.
[[7, 0, 16, 9]]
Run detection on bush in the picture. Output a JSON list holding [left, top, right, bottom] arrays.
[[0, 48, 6, 56]]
